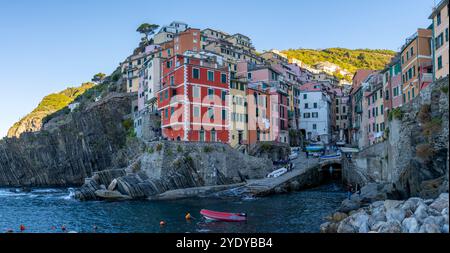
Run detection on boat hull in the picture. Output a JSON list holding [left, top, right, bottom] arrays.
[[200, 209, 247, 222]]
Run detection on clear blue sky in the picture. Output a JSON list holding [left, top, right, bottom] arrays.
[[0, 0, 436, 138]]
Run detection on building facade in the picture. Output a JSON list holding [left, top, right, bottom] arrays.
[[430, 0, 449, 80], [157, 53, 230, 143], [299, 83, 332, 144], [400, 28, 433, 104]]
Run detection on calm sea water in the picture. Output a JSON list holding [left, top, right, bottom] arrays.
[[0, 183, 345, 233]]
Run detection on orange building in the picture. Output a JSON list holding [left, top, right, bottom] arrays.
[[400, 28, 433, 104], [174, 28, 201, 55]]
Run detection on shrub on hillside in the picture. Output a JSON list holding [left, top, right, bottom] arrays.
[[417, 104, 431, 124], [422, 117, 442, 137], [203, 146, 213, 153], [388, 108, 402, 121], [416, 143, 435, 161]]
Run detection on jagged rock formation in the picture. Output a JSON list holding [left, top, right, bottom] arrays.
[[0, 92, 136, 186], [7, 82, 95, 138], [75, 141, 273, 200]]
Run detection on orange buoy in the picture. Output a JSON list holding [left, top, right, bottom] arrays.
[[20, 225, 26, 232], [160, 220, 166, 226], [185, 213, 192, 220]]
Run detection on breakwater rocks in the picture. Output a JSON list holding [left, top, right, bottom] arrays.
[[320, 192, 449, 233], [74, 141, 273, 201]]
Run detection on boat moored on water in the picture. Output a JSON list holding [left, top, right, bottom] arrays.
[[200, 209, 247, 222]]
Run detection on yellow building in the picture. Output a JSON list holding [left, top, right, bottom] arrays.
[[429, 0, 449, 80], [121, 51, 151, 93], [229, 79, 248, 149]]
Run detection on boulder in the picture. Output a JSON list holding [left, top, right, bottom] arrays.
[[332, 212, 348, 222], [371, 221, 387, 231], [384, 200, 403, 210], [402, 217, 420, 233], [414, 203, 430, 222], [339, 199, 361, 213], [442, 208, 449, 223], [370, 201, 385, 209], [442, 224, 449, 233], [377, 221, 402, 233], [423, 216, 446, 228], [368, 211, 387, 229], [350, 212, 370, 233], [337, 220, 357, 233], [320, 222, 338, 233], [94, 190, 131, 201], [402, 198, 423, 213], [429, 193, 449, 212], [424, 199, 434, 205], [419, 223, 441, 233], [386, 208, 406, 223], [107, 179, 118, 191]]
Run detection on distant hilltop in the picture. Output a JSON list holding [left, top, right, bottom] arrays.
[[7, 82, 95, 138], [280, 48, 396, 81]]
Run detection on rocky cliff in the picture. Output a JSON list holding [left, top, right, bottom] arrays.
[[387, 77, 449, 198], [0, 92, 136, 186], [343, 77, 449, 199], [75, 141, 273, 200], [7, 82, 95, 138]]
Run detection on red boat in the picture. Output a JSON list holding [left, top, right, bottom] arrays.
[[200, 209, 247, 222]]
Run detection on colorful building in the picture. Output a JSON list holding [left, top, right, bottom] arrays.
[[154, 21, 189, 45], [299, 83, 332, 144], [400, 28, 433, 104], [349, 69, 375, 147], [365, 73, 385, 146], [157, 52, 230, 143], [388, 57, 403, 111], [334, 88, 350, 143], [429, 0, 449, 80], [174, 28, 201, 55], [246, 82, 271, 146], [229, 78, 248, 149]]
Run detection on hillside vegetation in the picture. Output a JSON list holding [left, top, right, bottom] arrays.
[[7, 82, 95, 138], [281, 48, 396, 80]]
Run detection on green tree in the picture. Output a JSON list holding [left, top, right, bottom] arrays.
[[92, 73, 106, 83], [357, 53, 367, 62], [136, 23, 159, 42]]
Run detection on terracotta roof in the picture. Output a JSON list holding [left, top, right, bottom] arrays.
[[352, 69, 375, 94], [300, 82, 322, 92]]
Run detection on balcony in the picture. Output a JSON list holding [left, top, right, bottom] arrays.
[[420, 73, 433, 83]]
